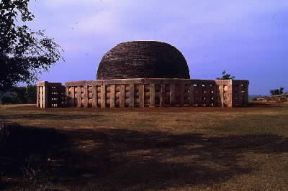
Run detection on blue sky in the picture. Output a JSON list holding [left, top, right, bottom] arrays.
[[29, 0, 288, 95]]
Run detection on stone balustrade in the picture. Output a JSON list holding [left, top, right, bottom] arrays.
[[37, 78, 249, 108]]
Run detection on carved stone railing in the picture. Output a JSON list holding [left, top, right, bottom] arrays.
[[36, 81, 66, 108], [37, 79, 249, 108]]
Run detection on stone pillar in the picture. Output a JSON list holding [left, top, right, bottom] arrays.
[[119, 85, 125, 108], [129, 84, 135, 107], [139, 84, 145, 107], [37, 81, 49, 108], [92, 85, 98, 108], [110, 85, 115, 108], [101, 84, 106, 109], [170, 83, 176, 106], [76, 86, 82, 108], [159, 84, 165, 107], [189, 83, 194, 106], [150, 84, 155, 107], [83, 85, 89, 108], [226, 80, 233, 108]]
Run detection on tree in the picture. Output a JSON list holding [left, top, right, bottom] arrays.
[[270, 87, 284, 96], [0, 85, 36, 104], [0, 0, 61, 91], [217, 70, 235, 80]]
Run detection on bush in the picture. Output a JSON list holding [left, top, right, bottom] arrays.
[[0, 86, 36, 104], [270, 87, 284, 96], [217, 70, 235, 80], [1, 93, 21, 104]]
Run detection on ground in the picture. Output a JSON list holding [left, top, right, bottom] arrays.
[[0, 103, 288, 190]]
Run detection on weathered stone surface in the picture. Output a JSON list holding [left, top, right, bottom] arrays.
[[38, 79, 249, 108], [97, 41, 190, 79], [37, 41, 250, 109]]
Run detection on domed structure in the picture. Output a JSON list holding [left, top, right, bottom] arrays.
[[97, 41, 190, 79], [37, 40, 250, 109]]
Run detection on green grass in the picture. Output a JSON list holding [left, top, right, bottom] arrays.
[[0, 103, 288, 190]]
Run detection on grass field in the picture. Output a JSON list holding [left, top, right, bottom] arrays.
[[0, 103, 288, 190]]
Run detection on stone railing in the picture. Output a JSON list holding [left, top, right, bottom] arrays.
[[37, 78, 249, 108], [36, 81, 66, 108]]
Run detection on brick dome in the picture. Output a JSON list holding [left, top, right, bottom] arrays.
[[97, 41, 190, 79]]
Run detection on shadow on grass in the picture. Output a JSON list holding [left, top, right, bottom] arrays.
[[0, 113, 105, 121], [1, 124, 288, 190]]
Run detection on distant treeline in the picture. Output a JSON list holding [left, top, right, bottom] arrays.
[[0, 86, 36, 104], [270, 87, 285, 96]]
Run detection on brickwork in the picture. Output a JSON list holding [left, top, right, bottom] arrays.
[[97, 41, 190, 79]]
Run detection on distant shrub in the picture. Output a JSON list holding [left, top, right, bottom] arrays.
[[25, 86, 37, 104], [217, 70, 235, 80], [0, 86, 36, 104], [270, 87, 284, 96]]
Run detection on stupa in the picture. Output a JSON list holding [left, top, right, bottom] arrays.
[[37, 41, 249, 108]]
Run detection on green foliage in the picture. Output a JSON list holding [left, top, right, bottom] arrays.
[[217, 70, 235, 80], [1, 92, 20, 104], [270, 87, 285, 96], [25, 85, 36, 103], [0, 0, 62, 90], [0, 86, 36, 104]]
